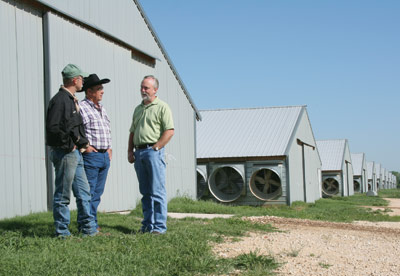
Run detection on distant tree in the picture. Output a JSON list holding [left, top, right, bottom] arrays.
[[391, 171, 400, 188]]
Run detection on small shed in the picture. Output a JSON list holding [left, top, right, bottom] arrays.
[[196, 106, 322, 206], [316, 139, 354, 197], [366, 161, 377, 192], [351, 153, 368, 193]]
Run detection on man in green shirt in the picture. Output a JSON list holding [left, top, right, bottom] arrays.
[[128, 75, 174, 234]]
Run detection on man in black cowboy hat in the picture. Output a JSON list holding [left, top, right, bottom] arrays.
[[79, 74, 112, 231]]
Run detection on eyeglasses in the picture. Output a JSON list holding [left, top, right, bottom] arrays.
[[75, 76, 84, 84]]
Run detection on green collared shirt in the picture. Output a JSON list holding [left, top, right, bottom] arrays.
[[129, 97, 174, 146]]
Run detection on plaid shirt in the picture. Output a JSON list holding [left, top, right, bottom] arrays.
[[79, 98, 112, 150]]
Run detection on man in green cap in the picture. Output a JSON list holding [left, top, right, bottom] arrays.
[[46, 64, 98, 237]]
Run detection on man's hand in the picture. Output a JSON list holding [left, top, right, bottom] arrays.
[[84, 145, 98, 153], [128, 151, 135, 163], [107, 149, 113, 161]]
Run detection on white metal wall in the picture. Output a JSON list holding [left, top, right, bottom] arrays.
[[38, 0, 160, 59], [286, 109, 322, 203], [44, 11, 196, 212], [0, 0, 47, 219], [341, 142, 354, 196]]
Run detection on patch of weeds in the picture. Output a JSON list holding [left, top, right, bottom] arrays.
[[286, 246, 301, 257], [309, 253, 315, 257], [319, 262, 332, 269], [228, 251, 279, 276]]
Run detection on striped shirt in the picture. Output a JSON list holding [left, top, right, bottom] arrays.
[[79, 98, 112, 150]]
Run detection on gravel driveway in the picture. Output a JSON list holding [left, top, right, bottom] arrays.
[[213, 199, 400, 276]]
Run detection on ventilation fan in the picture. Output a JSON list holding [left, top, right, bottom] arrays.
[[209, 166, 244, 202], [249, 168, 282, 200], [322, 177, 340, 197], [196, 168, 208, 199], [353, 180, 360, 192]]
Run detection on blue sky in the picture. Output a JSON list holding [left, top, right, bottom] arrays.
[[139, 0, 400, 171]]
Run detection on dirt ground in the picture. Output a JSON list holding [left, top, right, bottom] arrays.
[[212, 198, 400, 276]]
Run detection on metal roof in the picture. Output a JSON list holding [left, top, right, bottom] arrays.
[[351, 153, 364, 176], [316, 140, 347, 171], [196, 106, 305, 159], [366, 161, 375, 179]]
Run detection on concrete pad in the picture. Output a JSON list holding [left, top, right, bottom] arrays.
[[167, 212, 234, 219]]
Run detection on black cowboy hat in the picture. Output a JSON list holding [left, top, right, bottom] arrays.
[[82, 74, 110, 91]]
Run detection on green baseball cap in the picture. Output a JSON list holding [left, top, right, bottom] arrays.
[[61, 64, 89, 79]]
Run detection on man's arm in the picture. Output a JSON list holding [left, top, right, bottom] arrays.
[[153, 129, 174, 150], [128, 132, 135, 163]]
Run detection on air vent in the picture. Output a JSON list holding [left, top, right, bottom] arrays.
[[249, 168, 282, 200], [322, 177, 340, 197], [209, 166, 244, 202]]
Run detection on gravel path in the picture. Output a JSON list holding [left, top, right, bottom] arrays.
[[212, 199, 400, 276]]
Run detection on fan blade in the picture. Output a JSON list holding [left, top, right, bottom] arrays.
[[255, 176, 265, 184]]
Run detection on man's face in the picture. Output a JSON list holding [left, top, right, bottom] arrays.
[[74, 75, 84, 91], [88, 85, 104, 103], [140, 78, 157, 103]]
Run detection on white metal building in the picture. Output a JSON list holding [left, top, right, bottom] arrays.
[[196, 106, 322, 206], [0, 0, 201, 219], [366, 161, 377, 192], [316, 140, 354, 197], [351, 153, 368, 193]]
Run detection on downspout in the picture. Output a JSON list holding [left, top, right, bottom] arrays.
[[297, 139, 315, 203], [345, 160, 351, 196]]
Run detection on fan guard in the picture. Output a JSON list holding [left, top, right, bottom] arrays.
[[249, 168, 282, 201], [209, 166, 244, 202], [322, 178, 340, 197]]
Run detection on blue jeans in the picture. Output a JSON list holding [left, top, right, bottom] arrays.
[[50, 149, 97, 237], [83, 151, 110, 228], [134, 147, 167, 233]]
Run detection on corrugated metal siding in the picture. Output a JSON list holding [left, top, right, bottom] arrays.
[[38, 0, 159, 58], [286, 110, 321, 203], [316, 140, 346, 171], [0, 0, 47, 219], [342, 142, 354, 196], [36, 0, 200, 119], [351, 153, 363, 176], [44, 10, 196, 212], [197, 106, 303, 159]]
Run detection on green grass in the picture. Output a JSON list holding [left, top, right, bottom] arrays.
[[168, 191, 400, 222], [0, 210, 277, 276], [378, 188, 400, 198], [1, 189, 399, 275]]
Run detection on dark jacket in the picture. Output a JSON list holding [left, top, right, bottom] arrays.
[[46, 87, 89, 152]]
